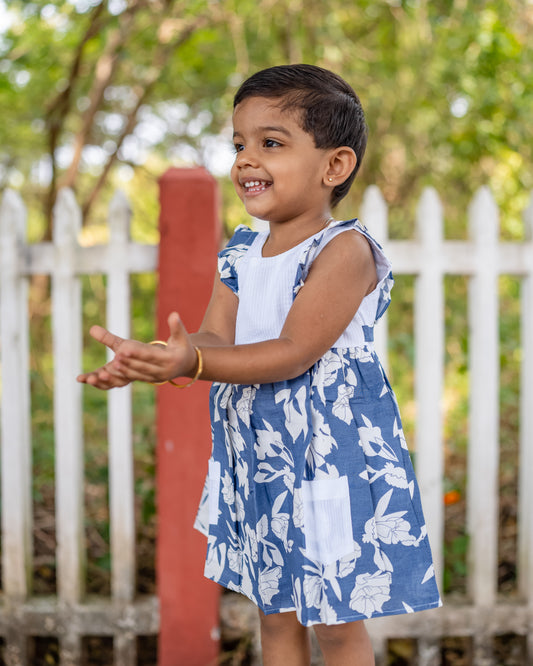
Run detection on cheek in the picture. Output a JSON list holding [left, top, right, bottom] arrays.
[[230, 165, 242, 195]]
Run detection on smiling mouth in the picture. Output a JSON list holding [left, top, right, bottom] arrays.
[[243, 180, 272, 194]]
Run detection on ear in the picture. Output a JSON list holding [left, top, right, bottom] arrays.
[[323, 147, 357, 188]]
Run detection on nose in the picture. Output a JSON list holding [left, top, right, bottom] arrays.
[[234, 146, 259, 169]]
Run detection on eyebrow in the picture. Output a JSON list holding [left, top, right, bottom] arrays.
[[233, 125, 293, 138]]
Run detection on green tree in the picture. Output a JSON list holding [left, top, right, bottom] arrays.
[[0, 0, 531, 236]]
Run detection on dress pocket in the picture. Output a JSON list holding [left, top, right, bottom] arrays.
[[208, 459, 221, 525], [301, 475, 353, 564]]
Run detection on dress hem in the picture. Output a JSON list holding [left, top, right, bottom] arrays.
[[207, 573, 442, 626]]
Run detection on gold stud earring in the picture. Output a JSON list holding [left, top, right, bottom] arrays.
[[328, 177, 333, 182]]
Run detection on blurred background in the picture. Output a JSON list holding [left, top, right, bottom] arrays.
[[2, 0, 531, 238], [0, 1, 532, 663]]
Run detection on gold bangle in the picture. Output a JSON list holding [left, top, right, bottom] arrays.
[[168, 346, 203, 388], [149, 340, 169, 385], [148, 341, 203, 389]]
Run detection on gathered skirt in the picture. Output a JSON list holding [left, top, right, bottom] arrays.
[[195, 345, 442, 626]]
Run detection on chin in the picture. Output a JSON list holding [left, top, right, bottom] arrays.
[[243, 205, 271, 221]]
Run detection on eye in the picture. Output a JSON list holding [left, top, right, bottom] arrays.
[[233, 142, 244, 153], [264, 138, 281, 148]]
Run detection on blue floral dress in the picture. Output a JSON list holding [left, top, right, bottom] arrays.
[[194, 219, 442, 626]]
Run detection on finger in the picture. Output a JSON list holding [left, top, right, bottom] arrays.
[[90, 325, 125, 352], [113, 355, 173, 384], [114, 355, 161, 376], [80, 372, 113, 389], [98, 366, 119, 380], [168, 311, 189, 345], [111, 342, 167, 370], [87, 369, 129, 390], [111, 362, 161, 384], [78, 359, 128, 386], [76, 367, 112, 382]]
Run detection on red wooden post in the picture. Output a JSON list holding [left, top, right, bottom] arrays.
[[156, 167, 222, 665]]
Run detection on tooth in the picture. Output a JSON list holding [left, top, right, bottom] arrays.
[[244, 180, 269, 188]]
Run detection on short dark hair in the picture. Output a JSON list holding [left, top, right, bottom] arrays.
[[233, 64, 367, 207]]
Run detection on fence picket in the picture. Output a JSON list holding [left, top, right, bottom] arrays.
[[107, 191, 136, 665], [518, 192, 533, 658], [466, 187, 499, 664], [414, 187, 444, 587], [0, 189, 32, 602], [0, 190, 32, 665], [51, 189, 85, 618]]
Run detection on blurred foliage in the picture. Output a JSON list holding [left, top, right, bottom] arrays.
[[0, 0, 531, 238]]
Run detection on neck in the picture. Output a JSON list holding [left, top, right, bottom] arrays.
[[262, 214, 336, 257]]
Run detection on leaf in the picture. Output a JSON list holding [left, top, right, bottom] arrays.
[[374, 488, 393, 519], [272, 490, 287, 515]]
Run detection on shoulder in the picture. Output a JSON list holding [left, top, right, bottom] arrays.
[[322, 226, 373, 255], [317, 221, 375, 267], [307, 223, 379, 295], [312, 228, 376, 278], [322, 219, 391, 273]]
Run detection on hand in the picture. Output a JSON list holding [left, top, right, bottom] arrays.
[[77, 312, 197, 390], [76, 358, 132, 390]]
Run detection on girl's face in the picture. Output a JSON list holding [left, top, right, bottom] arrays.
[[231, 96, 334, 225]]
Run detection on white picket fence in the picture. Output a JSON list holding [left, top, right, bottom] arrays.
[[0, 188, 158, 665], [362, 186, 533, 665], [0, 184, 532, 665]]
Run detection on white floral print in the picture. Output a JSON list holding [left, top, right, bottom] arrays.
[[350, 571, 392, 618], [275, 386, 308, 442], [236, 385, 257, 427], [259, 566, 282, 605], [332, 384, 355, 424], [361, 462, 409, 489], [221, 470, 235, 505], [358, 414, 398, 461]]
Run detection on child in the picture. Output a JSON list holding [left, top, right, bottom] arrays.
[[78, 64, 441, 665]]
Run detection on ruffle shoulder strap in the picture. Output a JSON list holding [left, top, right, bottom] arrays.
[[217, 224, 257, 295], [292, 218, 395, 322]]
